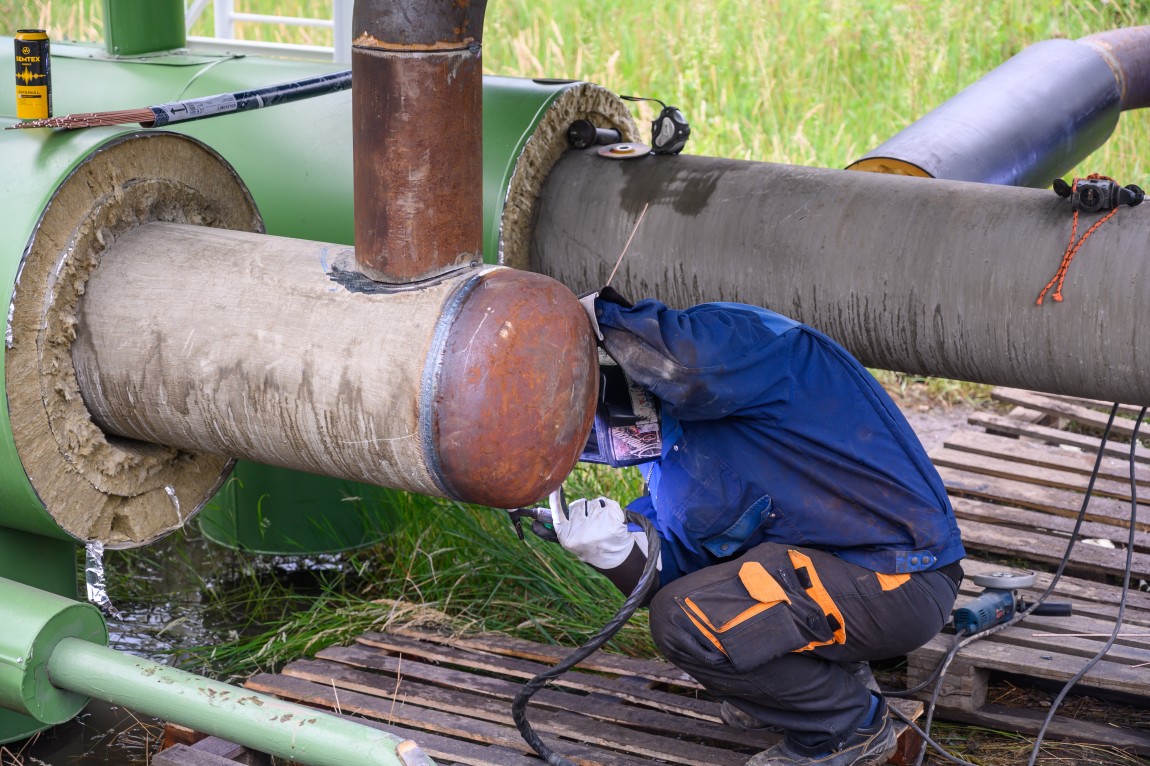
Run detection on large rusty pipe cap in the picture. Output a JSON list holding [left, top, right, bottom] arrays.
[[430, 268, 598, 508]]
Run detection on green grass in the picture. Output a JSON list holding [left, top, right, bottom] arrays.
[[112, 473, 654, 683]]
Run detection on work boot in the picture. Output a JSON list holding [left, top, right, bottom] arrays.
[[719, 700, 779, 731], [744, 698, 897, 766]]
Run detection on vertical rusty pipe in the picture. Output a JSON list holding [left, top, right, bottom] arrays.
[[352, 0, 487, 283]]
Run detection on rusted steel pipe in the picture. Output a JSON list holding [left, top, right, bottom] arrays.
[[352, 0, 487, 283]]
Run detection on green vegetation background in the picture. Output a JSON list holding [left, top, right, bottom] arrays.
[[5, 3, 1150, 762]]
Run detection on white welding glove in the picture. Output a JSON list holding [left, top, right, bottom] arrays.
[[553, 496, 648, 570]]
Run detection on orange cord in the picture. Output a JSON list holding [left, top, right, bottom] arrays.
[[1037, 174, 1118, 306]]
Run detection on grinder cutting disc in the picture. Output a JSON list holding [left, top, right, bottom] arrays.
[[598, 142, 651, 159], [972, 571, 1037, 589]]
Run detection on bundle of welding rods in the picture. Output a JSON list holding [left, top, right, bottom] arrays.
[[8, 69, 350, 130]]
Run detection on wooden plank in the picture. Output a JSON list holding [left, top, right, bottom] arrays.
[[153, 744, 240, 766], [967, 411, 1150, 464], [932, 447, 1150, 508], [246, 671, 727, 766], [356, 631, 717, 720], [190, 738, 266, 765], [347, 711, 543, 766], [939, 612, 1150, 666], [390, 628, 702, 689], [284, 658, 751, 766], [910, 630, 1149, 698], [1006, 390, 1148, 421], [954, 518, 1150, 580], [992, 388, 1149, 441], [937, 466, 1146, 530], [944, 429, 1150, 487], [938, 703, 1150, 755], [950, 497, 1150, 553], [312, 645, 774, 751]]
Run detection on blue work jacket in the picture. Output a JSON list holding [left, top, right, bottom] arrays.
[[595, 298, 966, 586]]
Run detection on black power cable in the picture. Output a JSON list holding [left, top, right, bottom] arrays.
[[511, 510, 661, 766], [1024, 405, 1145, 766], [901, 403, 1128, 766]]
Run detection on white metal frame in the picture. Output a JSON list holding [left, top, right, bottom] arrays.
[[185, 0, 352, 63]]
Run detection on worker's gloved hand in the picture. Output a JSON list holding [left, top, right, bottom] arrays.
[[553, 496, 647, 570], [597, 285, 634, 309]]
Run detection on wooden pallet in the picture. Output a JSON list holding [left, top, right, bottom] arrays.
[[909, 387, 1150, 752], [231, 629, 923, 766]]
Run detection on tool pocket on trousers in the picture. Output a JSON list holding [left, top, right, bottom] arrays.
[[674, 557, 836, 673]]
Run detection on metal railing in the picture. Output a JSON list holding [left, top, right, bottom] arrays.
[[184, 0, 352, 63]]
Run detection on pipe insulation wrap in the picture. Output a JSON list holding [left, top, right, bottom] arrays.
[[533, 149, 1150, 406], [495, 81, 641, 270], [849, 38, 1121, 187], [72, 226, 597, 510]]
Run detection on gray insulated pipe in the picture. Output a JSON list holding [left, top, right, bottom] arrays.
[[848, 27, 1150, 187], [529, 149, 1150, 406]]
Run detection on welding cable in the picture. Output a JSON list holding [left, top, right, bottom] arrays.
[[1024, 405, 1145, 766], [511, 510, 661, 766]]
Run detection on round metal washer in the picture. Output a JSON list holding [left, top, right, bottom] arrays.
[[597, 142, 652, 159]]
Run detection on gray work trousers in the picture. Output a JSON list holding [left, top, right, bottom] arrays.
[[649, 543, 960, 752]]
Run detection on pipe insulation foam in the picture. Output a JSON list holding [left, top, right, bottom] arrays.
[[498, 82, 640, 270], [6, 132, 262, 548]]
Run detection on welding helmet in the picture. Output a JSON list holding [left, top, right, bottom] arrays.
[[579, 350, 661, 467]]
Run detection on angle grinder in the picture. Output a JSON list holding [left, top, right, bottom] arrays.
[[952, 571, 1072, 635]]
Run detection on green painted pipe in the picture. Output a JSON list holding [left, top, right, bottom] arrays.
[[0, 577, 103, 744], [0, 578, 106, 724], [47, 637, 422, 766], [102, 0, 186, 57]]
